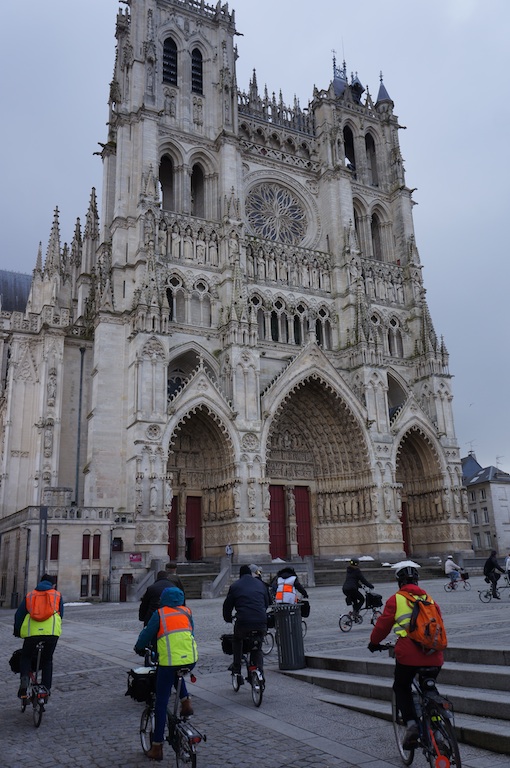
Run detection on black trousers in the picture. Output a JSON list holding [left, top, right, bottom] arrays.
[[393, 661, 441, 724], [232, 625, 265, 674], [343, 588, 364, 612], [20, 635, 59, 690]]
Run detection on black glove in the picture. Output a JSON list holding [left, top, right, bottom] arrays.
[[368, 642, 379, 653], [134, 646, 144, 656]]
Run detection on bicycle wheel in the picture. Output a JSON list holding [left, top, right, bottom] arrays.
[[32, 698, 43, 728], [250, 669, 263, 707], [140, 705, 155, 754], [339, 614, 352, 632], [425, 709, 461, 768], [478, 589, 492, 603], [444, 581, 453, 592], [231, 672, 241, 692], [301, 620, 307, 638], [262, 631, 274, 655], [174, 729, 197, 768], [462, 580, 471, 591], [391, 691, 414, 765], [371, 609, 382, 626]]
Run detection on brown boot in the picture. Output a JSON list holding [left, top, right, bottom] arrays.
[[146, 742, 163, 761], [180, 696, 194, 717]]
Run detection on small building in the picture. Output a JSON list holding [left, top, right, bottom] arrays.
[[462, 453, 510, 556]]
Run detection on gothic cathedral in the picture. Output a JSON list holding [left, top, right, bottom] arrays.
[[0, 0, 471, 600]]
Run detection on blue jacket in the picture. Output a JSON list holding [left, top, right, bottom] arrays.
[[222, 573, 269, 630], [14, 579, 64, 637], [134, 587, 193, 653]]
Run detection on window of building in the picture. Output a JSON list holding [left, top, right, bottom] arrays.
[[343, 126, 356, 175], [474, 532, 481, 549], [92, 534, 101, 560], [112, 537, 123, 552], [470, 491, 476, 502], [49, 533, 60, 561], [91, 574, 100, 597], [484, 531, 492, 548], [191, 164, 205, 217], [191, 48, 203, 94], [82, 533, 90, 560], [80, 574, 89, 597], [480, 488, 486, 500], [472, 510, 478, 525], [163, 38, 178, 85], [159, 155, 175, 212], [365, 133, 378, 186], [371, 212, 383, 261], [482, 507, 489, 524]]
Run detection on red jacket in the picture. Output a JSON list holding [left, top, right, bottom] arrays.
[[370, 583, 444, 667]]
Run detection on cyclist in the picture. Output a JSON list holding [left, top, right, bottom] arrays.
[[138, 569, 184, 626], [444, 555, 462, 585], [223, 565, 269, 685], [368, 562, 444, 750], [342, 557, 374, 617], [134, 586, 198, 762], [484, 550, 505, 599], [13, 573, 64, 700], [273, 566, 309, 604]]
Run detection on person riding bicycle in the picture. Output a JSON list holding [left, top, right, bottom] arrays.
[[138, 568, 185, 626], [13, 573, 64, 700], [444, 555, 462, 584], [134, 586, 198, 762], [273, 566, 308, 604], [223, 564, 269, 685], [342, 557, 374, 616], [483, 550, 505, 599], [368, 562, 444, 750]]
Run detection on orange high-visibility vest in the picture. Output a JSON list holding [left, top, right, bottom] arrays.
[[156, 605, 198, 667], [275, 576, 297, 604]]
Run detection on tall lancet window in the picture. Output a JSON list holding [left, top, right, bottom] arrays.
[[191, 48, 203, 94], [163, 38, 178, 85]]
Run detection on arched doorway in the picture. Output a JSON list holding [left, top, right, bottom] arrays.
[[266, 377, 372, 558], [167, 405, 236, 560], [396, 427, 445, 556]]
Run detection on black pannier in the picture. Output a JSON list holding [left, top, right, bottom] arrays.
[[365, 592, 383, 609], [300, 599, 310, 618], [125, 667, 156, 703], [221, 633, 259, 655]]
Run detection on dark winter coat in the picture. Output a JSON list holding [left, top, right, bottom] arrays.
[[139, 575, 184, 625], [483, 553, 504, 576], [342, 564, 374, 593], [222, 573, 270, 630]]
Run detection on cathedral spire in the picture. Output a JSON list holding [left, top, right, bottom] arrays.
[[44, 207, 61, 276]]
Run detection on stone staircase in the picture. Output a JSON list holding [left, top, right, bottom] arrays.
[[174, 562, 222, 599], [280, 646, 510, 754]]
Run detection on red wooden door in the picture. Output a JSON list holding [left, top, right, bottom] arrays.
[[185, 496, 202, 561], [269, 485, 287, 559], [167, 496, 178, 560], [294, 486, 312, 556]]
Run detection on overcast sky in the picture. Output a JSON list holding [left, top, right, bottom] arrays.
[[1, 0, 508, 473]]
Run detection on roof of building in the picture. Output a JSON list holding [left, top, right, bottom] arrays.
[[462, 453, 510, 486], [0, 270, 31, 312]]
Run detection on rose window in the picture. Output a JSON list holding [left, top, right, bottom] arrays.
[[246, 183, 307, 244]]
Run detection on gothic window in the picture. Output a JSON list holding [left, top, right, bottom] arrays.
[[168, 366, 186, 399], [371, 212, 383, 261], [49, 533, 60, 561], [245, 183, 307, 244], [159, 155, 175, 211], [191, 48, 203, 94], [82, 533, 90, 560], [167, 276, 185, 323], [316, 307, 332, 349], [270, 311, 279, 341], [191, 164, 205, 218], [388, 318, 404, 357], [190, 281, 211, 327], [293, 303, 307, 346], [92, 534, 101, 560], [343, 125, 356, 176], [365, 133, 378, 186], [163, 38, 178, 85], [257, 308, 265, 339]]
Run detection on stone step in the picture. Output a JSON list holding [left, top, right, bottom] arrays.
[[311, 690, 510, 756]]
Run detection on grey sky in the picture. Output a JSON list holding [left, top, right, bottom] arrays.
[[1, 0, 508, 472]]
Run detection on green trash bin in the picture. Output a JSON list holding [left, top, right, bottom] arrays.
[[273, 603, 305, 670]]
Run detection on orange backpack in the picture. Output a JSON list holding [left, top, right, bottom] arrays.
[[26, 589, 58, 622], [399, 591, 447, 654]]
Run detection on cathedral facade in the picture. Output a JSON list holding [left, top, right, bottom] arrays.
[[0, 0, 471, 602]]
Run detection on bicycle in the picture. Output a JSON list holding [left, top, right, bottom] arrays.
[[444, 572, 471, 592], [139, 661, 205, 767], [373, 643, 461, 767], [339, 589, 383, 632], [221, 631, 265, 707], [20, 640, 49, 728]]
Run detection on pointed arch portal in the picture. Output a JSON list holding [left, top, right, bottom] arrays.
[[167, 405, 236, 560], [396, 427, 446, 556], [266, 377, 372, 558]]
